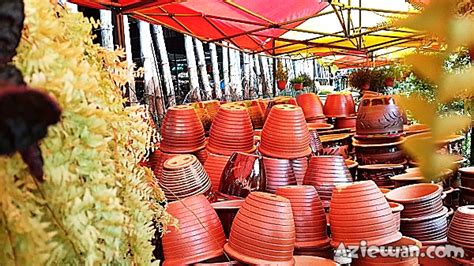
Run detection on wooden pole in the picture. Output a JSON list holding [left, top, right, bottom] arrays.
[[222, 43, 231, 101], [123, 15, 138, 104], [184, 35, 201, 101], [235, 49, 243, 99], [254, 54, 263, 97], [261, 56, 272, 97], [152, 25, 176, 106], [272, 57, 277, 96], [209, 43, 222, 99], [194, 39, 212, 100], [248, 54, 255, 99], [243, 53, 251, 99], [100, 10, 114, 50]]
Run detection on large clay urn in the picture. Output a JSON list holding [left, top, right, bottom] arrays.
[[162, 194, 226, 265], [207, 104, 255, 156], [295, 93, 325, 120], [224, 192, 296, 265], [356, 96, 404, 136], [259, 104, 311, 159], [160, 105, 206, 153]]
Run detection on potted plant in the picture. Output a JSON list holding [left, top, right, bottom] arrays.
[[348, 68, 372, 91], [300, 73, 314, 88], [382, 65, 403, 87], [290, 75, 305, 90], [275, 61, 288, 90]]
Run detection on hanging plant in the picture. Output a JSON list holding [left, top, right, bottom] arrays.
[[348, 68, 372, 91]]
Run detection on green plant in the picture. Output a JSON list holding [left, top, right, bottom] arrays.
[[381, 65, 405, 80], [369, 68, 386, 92], [348, 68, 372, 89], [275, 61, 288, 81], [299, 73, 314, 87], [290, 75, 305, 84]]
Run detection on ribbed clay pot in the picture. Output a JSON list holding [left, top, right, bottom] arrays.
[[294, 256, 337, 266], [207, 104, 255, 156], [276, 186, 330, 249], [303, 155, 352, 208], [399, 207, 450, 242], [352, 236, 421, 266], [211, 199, 244, 239], [224, 192, 296, 265], [354, 138, 406, 165], [150, 149, 177, 180], [200, 100, 221, 121], [262, 156, 297, 193], [204, 153, 230, 191], [386, 183, 444, 218], [218, 152, 264, 199], [259, 104, 311, 159], [308, 126, 324, 155], [448, 205, 474, 250], [356, 96, 404, 135], [248, 105, 265, 129], [296, 93, 325, 120], [323, 94, 351, 118], [329, 180, 402, 247], [390, 202, 404, 231], [357, 164, 405, 187], [335, 116, 357, 130], [319, 133, 352, 159], [307, 122, 334, 131], [195, 148, 209, 165], [160, 154, 212, 202], [162, 194, 226, 265], [292, 157, 309, 185], [160, 105, 206, 153]]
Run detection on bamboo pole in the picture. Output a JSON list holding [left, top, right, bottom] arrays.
[[100, 10, 114, 50], [260, 56, 272, 97], [222, 43, 230, 101], [235, 49, 243, 99], [248, 54, 255, 99], [123, 15, 138, 104], [243, 53, 251, 99], [229, 48, 240, 100], [194, 38, 212, 100], [209, 43, 222, 100], [184, 35, 201, 101], [152, 25, 176, 106], [254, 54, 263, 96]]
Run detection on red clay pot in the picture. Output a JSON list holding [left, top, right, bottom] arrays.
[[460, 167, 474, 189], [204, 153, 231, 191], [296, 93, 325, 120], [207, 105, 255, 156], [192, 103, 212, 131], [357, 164, 405, 187], [292, 157, 309, 185], [390, 202, 404, 231], [308, 128, 324, 155], [329, 181, 402, 247], [386, 183, 443, 218], [335, 116, 357, 130], [259, 104, 311, 159], [194, 148, 209, 165], [248, 105, 265, 129], [211, 199, 244, 239], [149, 149, 177, 180], [352, 236, 420, 266], [353, 138, 406, 165], [160, 154, 212, 202], [262, 157, 297, 193], [160, 105, 206, 153], [306, 117, 328, 124], [356, 96, 404, 135], [276, 186, 329, 249], [319, 133, 352, 159], [294, 256, 337, 265], [162, 194, 226, 265], [385, 77, 395, 87], [448, 205, 474, 250], [294, 83, 303, 90], [323, 94, 351, 118], [303, 155, 352, 207], [224, 192, 295, 265], [278, 80, 287, 90], [399, 207, 449, 242], [199, 100, 221, 121], [345, 94, 356, 115]]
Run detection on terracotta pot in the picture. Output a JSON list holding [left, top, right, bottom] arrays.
[[460, 167, 474, 189], [207, 105, 255, 156], [386, 183, 444, 218], [294, 256, 337, 265], [276, 186, 329, 249], [296, 93, 325, 120], [248, 105, 265, 129], [303, 155, 352, 208], [319, 133, 352, 159], [199, 100, 221, 121], [357, 164, 405, 187], [259, 104, 311, 159], [211, 199, 244, 239], [352, 236, 420, 266], [460, 186, 474, 205], [278, 80, 287, 90], [160, 154, 212, 201], [308, 126, 323, 155], [345, 159, 358, 181], [192, 103, 212, 131], [306, 117, 328, 124], [345, 94, 356, 115], [218, 152, 264, 199], [419, 246, 459, 266], [354, 138, 406, 165], [150, 149, 177, 180], [308, 122, 333, 131], [323, 94, 351, 118], [162, 194, 226, 265], [204, 153, 231, 191], [356, 96, 404, 136], [329, 181, 402, 247], [335, 116, 357, 130], [448, 205, 474, 250], [384, 77, 395, 87], [294, 83, 303, 90], [262, 157, 297, 193], [160, 105, 206, 153], [399, 207, 449, 242], [224, 192, 296, 265], [390, 202, 404, 231], [292, 157, 309, 185]]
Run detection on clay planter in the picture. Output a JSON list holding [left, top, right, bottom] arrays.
[[319, 133, 352, 159], [356, 96, 403, 136], [259, 104, 311, 159], [292, 157, 309, 185], [162, 194, 226, 265], [277, 80, 287, 90], [248, 105, 265, 129], [211, 199, 244, 239], [419, 241, 460, 266], [306, 117, 328, 124], [192, 103, 212, 131], [460, 186, 474, 205], [335, 116, 357, 130], [353, 138, 406, 165], [448, 205, 474, 250], [160, 154, 212, 202], [329, 181, 402, 247], [352, 236, 420, 266], [399, 207, 449, 242], [218, 152, 264, 199], [262, 157, 297, 193], [150, 149, 177, 180], [345, 159, 358, 181], [294, 83, 303, 90], [207, 105, 256, 156], [386, 183, 444, 219], [308, 127, 323, 155], [345, 94, 356, 115], [276, 186, 329, 249], [357, 164, 405, 187], [195, 148, 209, 165], [296, 93, 325, 120], [323, 94, 351, 118], [204, 153, 231, 191], [303, 155, 353, 208], [160, 105, 206, 153], [294, 256, 337, 266], [390, 202, 404, 231], [224, 192, 296, 265], [460, 167, 474, 189], [200, 100, 221, 121]]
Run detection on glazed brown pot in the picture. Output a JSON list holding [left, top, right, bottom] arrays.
[[160, 105, 206, 153], [204, 153, 231, 191], [352, 236, 420, 266], [211, 199, 244, 239], [335, 116, 357, 130], [448, 205, 474, 250], [259, 104, 311, 159], [386, 183, 444, 218], [296, 93, 325, 120], [276, 186, 329, 249], [319, 133, 352, 159], [329, 181, 402, 247], [262, 156, 297, 193], [389, 202, 404, 231], [207, 104, 256, 156], [353, 138, 406, 165], [224, 192, 296, 265], [399, 207, 449, 242], [323, 94, 351, 118], [460, 167, 474, 189], [160, 154, 212, 202], [303, 155, 353, 208], [294, 256, 337, 266], [357, 163, 405, 187], [162, 194, 226, 265], [356, 96, 403, 136]]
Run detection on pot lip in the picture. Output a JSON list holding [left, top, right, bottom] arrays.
[[400, 206, 449, 222], [358, 164, 405, 170], [211, 199, 245, 210], [223, 243, 295, 265], [385, 183, 443, 203], [293, 255, 337, 265], [388, 202, 404, 212], [259, 146, 312, 160], [353, 138, 405, 147], [330, 231, 402, 248], [459, 166, 474, 175], [160, 143, 207, 153], [320, 133, 352, 142]]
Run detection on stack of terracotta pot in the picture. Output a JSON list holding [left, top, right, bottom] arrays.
[[458, 167, 474, 206], [386, 184, 450, 243], [447, 205, 474, 263], [323, 93, 356, 130], [296, 93, 326, 124], [259, 104, 311, 192]]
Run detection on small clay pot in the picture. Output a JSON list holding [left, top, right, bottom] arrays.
[[277, 80, 287, 90], [248, 105, 265, 129], [386, 183, 443, 219], [162, 194, 226, 265], [296, 93, 325, 120], [356, 96, 403, 135], [335, 116, 357, 130], [150, 149, 177, 180], [390, 202, 404, 231], [357, 164, 405, 187], [204, 153, 231, 191], [323, 94, 351, 118], [448, 205, 474, 250], [199, 100, 221, 121], [353, 138, 406, 165]]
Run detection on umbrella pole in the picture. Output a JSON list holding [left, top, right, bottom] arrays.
[[272, 57, 277, 97]]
